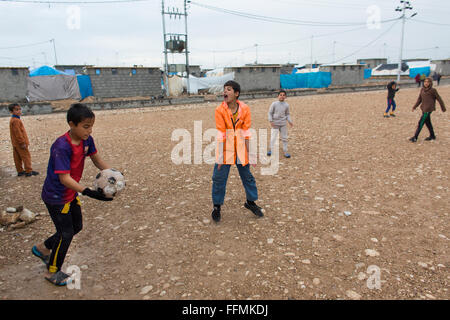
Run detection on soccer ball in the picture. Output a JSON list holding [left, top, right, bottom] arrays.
[[94, 168, 125, 198]]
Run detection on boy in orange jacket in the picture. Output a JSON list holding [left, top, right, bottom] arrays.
[[8, 103, 39, 177], [211, 80, 263, 222]]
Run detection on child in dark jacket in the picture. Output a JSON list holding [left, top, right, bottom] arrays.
[[409, 77, 446, 142], [384, 81, 399, 118]]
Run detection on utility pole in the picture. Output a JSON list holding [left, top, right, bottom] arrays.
[[51, 39, 58, 66], [254, 44, 258, 64], [161, 0, 190, 96], [395, 1, 415, 83], [310, 35, 313, 69], [332, 40, 336, 63]]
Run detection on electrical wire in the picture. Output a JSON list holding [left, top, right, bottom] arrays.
[[0, 39, 52, 50], [190, 1, 400, 27], [325, 19, 400, 64]]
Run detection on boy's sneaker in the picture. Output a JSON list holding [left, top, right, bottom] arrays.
[[267, 151, 271, 156], [383, 113, 389, 118], [284, 153, 291, 158], [17, 171, 26, 177], [25, 171, 39, 177], [244, 201, 264, 218], [409, 137, 417, 143], [424, 136, 436, 141], [390, 112, 396, 117], [211, 206, 221, 222]]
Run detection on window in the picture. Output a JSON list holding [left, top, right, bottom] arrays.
[[112, 68, 118, 75], [237, 68, 241, 73], [272, 67, 277, 72], [350, 66, 354, 70], [261, 67, 265, 72], [342, 66, 346, 71], [95, 69, 101, 75], [249, 68, 253, 73], [11, 68, 19, 76], [149, 69, 154, 74], [333, 66, 336, 70]]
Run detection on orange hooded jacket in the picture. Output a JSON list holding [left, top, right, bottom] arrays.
[[215, 100, 252, 166]]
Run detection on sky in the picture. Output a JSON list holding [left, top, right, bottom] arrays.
[[1, 0, 449, 70]]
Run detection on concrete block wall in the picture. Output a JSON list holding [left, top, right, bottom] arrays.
[[432, 60, 450, 76], [0, 68, 29, 102], [86, 67, 162, 98], [320, 65, 364, 86], [224, 67, 281, 92]]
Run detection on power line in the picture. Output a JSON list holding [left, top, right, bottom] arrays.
[[190, 1, 400, 27], [0, 39, 52, 50], [325, 19, 400, 64], [0, 0, 149, 4]]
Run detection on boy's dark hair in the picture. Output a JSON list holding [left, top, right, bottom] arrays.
[[279, 90, 287, 96], [224, 80, 241, 98], [67, 103, 95, 125], [8, 103, 20, 112]]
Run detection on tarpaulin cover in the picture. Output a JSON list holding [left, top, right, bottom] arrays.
[[183, 72, 235, 94], [76, 75, 93, 100], [364, 69, 372, 79], [29, 65, 68, 77], [27, 74, 81, 101], [280, 72, 331, 89], [409, 66, 430, 78]]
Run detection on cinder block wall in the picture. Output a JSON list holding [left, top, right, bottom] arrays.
[[0, 68, 29, 102], [320, 66, 364, 86], [224, 67, 281, 92], [86, 67, 162, 98], [433, 60, 450, 76]]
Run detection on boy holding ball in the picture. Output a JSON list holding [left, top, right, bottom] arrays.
[[32, 103, 112, 286]]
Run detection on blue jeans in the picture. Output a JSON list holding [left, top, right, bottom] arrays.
[[212, 163, 258, 205], [385, 98, 396, 113]]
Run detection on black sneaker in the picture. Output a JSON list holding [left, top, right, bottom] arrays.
[[17, 171, 26, 177], [212, 206, 221, 222], [25, 171, 39, 177], [424, 136, 436, 141], [244, 201, 264, 217], [409, 137, 417, 143]]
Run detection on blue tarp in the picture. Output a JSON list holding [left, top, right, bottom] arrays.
[[280, 72, 331, 89], [409, 66, 430, 78], [364, 69, 372, 79], [76, 75, 94, 100], [29, 65, 69, 77]]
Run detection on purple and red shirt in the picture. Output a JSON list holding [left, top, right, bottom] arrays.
[[42, 132, 97, 205]]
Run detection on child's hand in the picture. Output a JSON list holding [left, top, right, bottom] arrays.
[[289, 122, 294, 128], [270, 122, 275, 128], [82, 188, 113, 201], [21, 144, 27, 149]]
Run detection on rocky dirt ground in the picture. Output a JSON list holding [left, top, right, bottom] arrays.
[[0, 85, 448, 300]]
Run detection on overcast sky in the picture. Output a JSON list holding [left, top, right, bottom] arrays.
[[1, 0, 449, 69]]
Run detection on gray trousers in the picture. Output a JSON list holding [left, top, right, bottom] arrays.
[[270, 125, 288, 153]]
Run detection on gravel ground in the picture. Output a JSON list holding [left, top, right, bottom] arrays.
[[0, 85, 448, 300]]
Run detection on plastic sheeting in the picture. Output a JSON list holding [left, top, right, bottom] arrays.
[[77, 75, 93, 100], [29, 65, 68, 77], [183, 72, 234, 94], [409, 66, 430, 78], [27, 75, 81, 101], [364, 69, 372, 79], [280, 72, 331, 89]]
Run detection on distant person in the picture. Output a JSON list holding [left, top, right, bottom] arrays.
[[8, 103, 39, 177], [409, 77, 446, 142], [384, 81, 399, 118], [211, 80, 263, 223], [420, 73, 426, 87], [437, 73, 441, 86], [415, 73, 421, 87], [267, 90, 293, 158]]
